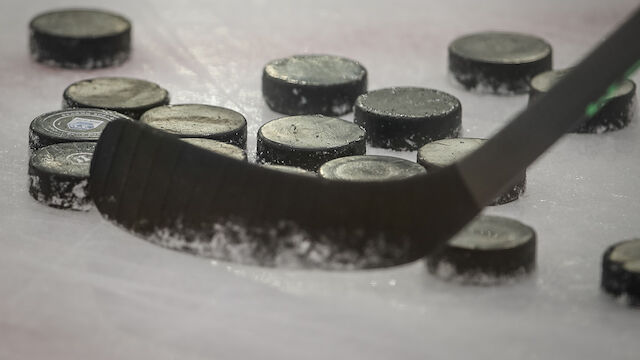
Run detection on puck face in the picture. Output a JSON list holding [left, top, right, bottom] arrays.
[[427, 215, 537, 282], [319, 155, 426, 182], [63, 77, 170, 119], [262, 54, 367, 116], [354, 87, 461, 150], [182, 138, 247, 161], [140, 104, 247, 148], [29, 9, 131, 69], [602, 239, 640, 305], [449, 32, 552, 94], [29, 108, 130, 151], [257, 115, 366, 171]]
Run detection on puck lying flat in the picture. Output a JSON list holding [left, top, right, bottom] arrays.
[[354, 87, 461, 150], [28, 142, 95, 210], [602, 239, 640, 306], [29, 108, 132, 153], [449, 31, 552, 94], [530, 69, 636, 133], [182, 138, 247, 161], [262, 54, 367, 116], [319, 155, 426, 182], [257, 115, 366, 171], [140, 104, 247, 148], [427, 215, 536, 284], [417, 138, 526, 205], [29, 8, 131, 69], [63, 77, 170, 119]]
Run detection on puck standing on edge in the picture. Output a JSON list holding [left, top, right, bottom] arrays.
[[449, 31, 552, 94], [417, 138, 526, 205], [354, 87, 462, 150], [262, 54, 367, 116], [427, 215, 537, 283], [63, 77, 170, 119], [28, 142, 95, 210], [29, 8, 131, 69], [602, 239, 640, 306], [319, 155, 426, 182], [530, 69, 636, 133], [29, 108, 132, 153], [140, 104, 247, 148], [257, 115, 366, 171], [182, 138, 247, 161]]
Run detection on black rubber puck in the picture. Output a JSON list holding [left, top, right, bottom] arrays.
[[257, 115, 366, 171], [29, 108, 132, 153], [28, 142, 95, 210], [262, 54, 367, 116], [602, 239, 640, 306], [63, 77, 170, 119], [417, 138, 526, 205], [182, 138, 247, 161], [530, 69, 636, 133], [354, 87, 462, 150], [449, 31, 552, 94], [29, 9, 131, 69], [427, 215, 536, 283], [140, 104, 247, 148], [319, 155, 425, 182]]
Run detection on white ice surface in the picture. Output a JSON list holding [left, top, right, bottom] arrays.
[[1, 0, 640, 359]]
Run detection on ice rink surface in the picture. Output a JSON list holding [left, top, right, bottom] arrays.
[[1, 0, 639, 359]]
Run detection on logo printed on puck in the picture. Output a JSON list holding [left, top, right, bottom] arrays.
[[66, 152, 93, 164], [67, 117, 104, 131]]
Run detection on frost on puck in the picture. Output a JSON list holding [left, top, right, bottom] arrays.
[[530, 69, 636, 133], [602, 239, 640, 306], [63, 77, 170, 119], [417, 138, 526, 205], [29, 8, 131, 69], [29, 108, 132, 153], [354, 87, 462, 150], [257, 115, 366, 171], [28, 142, 95, 210], [262, 54, 367, 116], [182, 138, 247, 161], [427, 215, 536, 284], [319, 155, 426, 182], [141, 104, 247, 148], [449, 31, 552, 94]]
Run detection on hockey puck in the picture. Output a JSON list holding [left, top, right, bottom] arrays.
[[29, 8, 131, 69], [602, 239, 640, 306], [29, 108, 132, 153], [262, 54, 367, 116], [28, 142, 95, 210], [354, 87, 461, 150], [426, 215, 536, 283], [140, 104, 247, 148], [319, 155, 426, 182], [257, 115, 366, 171], [63, 77, 170, 119], [182, 138, 247, 161], [417, 138, 526, 205], [449, 31, 552, 94], [530, 69, 636, 133]]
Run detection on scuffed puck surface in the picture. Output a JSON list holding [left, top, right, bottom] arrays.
[[262, 54, 367, 116], [182, 138, 247, 161], [427, 215, 536, 284], [449, 32, 552, 94], [602, 239, 640, 306], [63, 77, 170, 119], [29, 108, 131, 152], [257, 115, 366, 171], [140, 104, 247, 148], [417, 138, 526, 205], [28, 142, 95, 210], [319, 155, 425, 182], [29, 9, 131, 69], [354, 87, 461, 150], [530, 69, 636, 133]]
